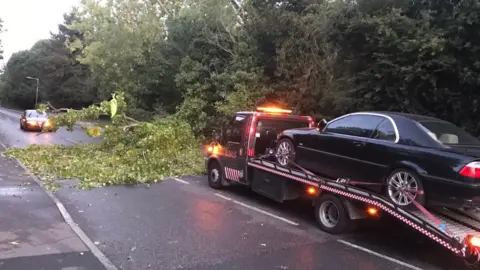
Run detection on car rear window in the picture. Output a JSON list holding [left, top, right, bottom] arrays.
[[418, 120, 480, 146]]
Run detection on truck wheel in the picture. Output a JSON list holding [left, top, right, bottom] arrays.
[[385, 168, 425, 209], [276, 138, 295, 166], [315, 194, 355, 234], [208, 161, 224, 189], [464, 246, 480, 266]]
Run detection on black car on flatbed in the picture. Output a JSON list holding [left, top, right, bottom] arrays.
[[276, 111, 480, 211], [205, 107, 480, 266]]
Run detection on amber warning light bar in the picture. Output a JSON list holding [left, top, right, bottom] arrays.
[[256, 107, 293, 114]]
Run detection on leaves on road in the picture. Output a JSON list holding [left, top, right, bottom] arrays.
[[2, 92, 204, 189]]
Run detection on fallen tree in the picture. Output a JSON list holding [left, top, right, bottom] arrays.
[[2, 92, 204, 190]]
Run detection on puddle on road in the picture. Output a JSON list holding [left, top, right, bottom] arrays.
[[0, 186, 32, 196]]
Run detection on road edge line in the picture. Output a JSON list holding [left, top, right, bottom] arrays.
[[173, 177, 190, 184], [214, 193, 300, 226], [0, 141, 118, 270], [337, 239, 423, 270]]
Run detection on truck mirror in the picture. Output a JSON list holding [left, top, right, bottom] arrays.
[[317, 118, 328, 131]]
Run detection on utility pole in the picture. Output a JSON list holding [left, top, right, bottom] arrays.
[[26, 76, 39, 108]]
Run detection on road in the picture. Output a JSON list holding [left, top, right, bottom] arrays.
[[0, 107, 101, 147], [0, 107, 474, 270]]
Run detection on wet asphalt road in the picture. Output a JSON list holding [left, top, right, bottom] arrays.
[[53, 177, 472, 270], [0, 107, 476, 270], [0, 143, 105, 269], [0, 108, 101, 147]]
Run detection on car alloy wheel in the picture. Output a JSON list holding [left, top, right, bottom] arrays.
[[387, 171, 419, 206], [276, 139, 294, 166]]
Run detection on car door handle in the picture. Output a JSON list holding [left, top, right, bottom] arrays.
[[353, 141, 366, 147]]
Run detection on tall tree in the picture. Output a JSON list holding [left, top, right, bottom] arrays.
[[50, 9, 97, 108], [0, 10, 97, 109], [172, 0, 267, 135], [328, 0, 480, 135], [69, 0, 180, 117]]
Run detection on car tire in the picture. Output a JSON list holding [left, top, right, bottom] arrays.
[[385, 168, 426, 209], [208, 161, 224, 189], [276, 138, 296, 167], [314, 194, 355, 234]]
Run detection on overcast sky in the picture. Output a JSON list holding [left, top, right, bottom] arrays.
[[0, 0, 80, 65]]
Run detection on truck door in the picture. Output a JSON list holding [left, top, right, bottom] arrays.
[[222, 114, 249, 184]]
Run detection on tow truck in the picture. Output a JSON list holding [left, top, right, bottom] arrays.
[[205, 107, 480, 266]]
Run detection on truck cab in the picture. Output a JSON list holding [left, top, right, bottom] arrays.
[[205, 107, 314, 187]]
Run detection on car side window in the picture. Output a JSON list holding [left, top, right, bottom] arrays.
[[226, 115, 247, 143], [325, 115, 384, 138], [372, 119, 397, 142]]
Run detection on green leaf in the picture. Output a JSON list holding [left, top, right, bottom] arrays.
[[110, 97, 118, 118]]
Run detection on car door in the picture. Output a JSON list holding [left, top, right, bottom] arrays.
[[221, 114, 248, 183], [304, 114, 383, 181], [363, 118, 399, 185]]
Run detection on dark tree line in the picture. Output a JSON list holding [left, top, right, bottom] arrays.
[[1, 0, 480, 136]]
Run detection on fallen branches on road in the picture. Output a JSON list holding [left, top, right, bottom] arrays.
[[3, 92, 204, 189]]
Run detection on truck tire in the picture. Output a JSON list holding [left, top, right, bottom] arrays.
[[208, 161, 224, 189], [314, 194, 355, 234]]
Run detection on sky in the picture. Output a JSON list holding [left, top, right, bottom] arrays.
[[0, 0, 81, 65]]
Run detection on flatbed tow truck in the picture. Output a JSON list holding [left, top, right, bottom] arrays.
[[205, 107, 480, 267]]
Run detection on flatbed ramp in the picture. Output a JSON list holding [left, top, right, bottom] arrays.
[[248, 158, 480, 260]]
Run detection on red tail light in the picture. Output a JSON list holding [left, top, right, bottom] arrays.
[[247, 149, 255, 157], [308, 117, 315, 128], [460, 162, 480, 179]]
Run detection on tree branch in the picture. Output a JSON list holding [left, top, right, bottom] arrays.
[[46, 101, 77, 113], [122, 123, 139, 131], [124, 115, 140, 123]]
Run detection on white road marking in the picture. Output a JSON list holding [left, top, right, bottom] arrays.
[[214, 193, 232, 201], [0, 141, 118, 270], [337, 240, 423, 270], [214, 193, 300, 226], [173, 177, 190, 184], [63, 138, 78, 144]]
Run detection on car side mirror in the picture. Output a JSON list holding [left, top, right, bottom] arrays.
[[317, 118, 328, 131]]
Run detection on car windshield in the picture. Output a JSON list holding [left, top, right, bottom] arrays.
[[27, 111, 47, 118], [418, 120, 480, 146]]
